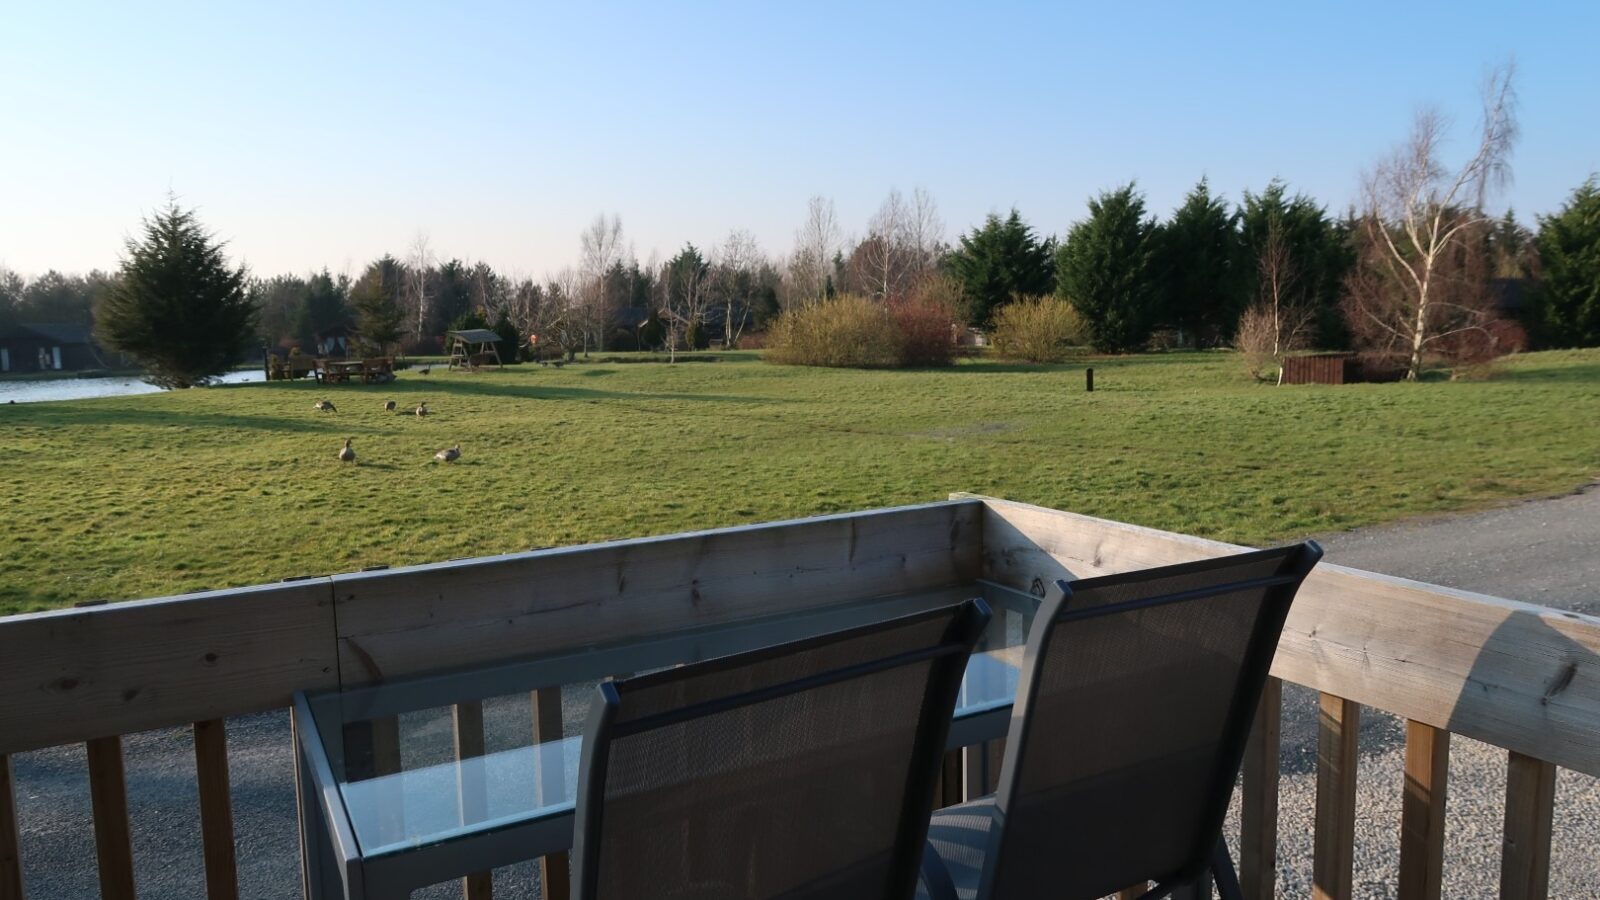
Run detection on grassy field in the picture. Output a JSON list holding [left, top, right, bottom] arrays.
[[2, 350, 1597, 614]]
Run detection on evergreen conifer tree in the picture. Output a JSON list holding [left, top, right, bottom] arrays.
[[1157, 178, 1241, 346], [1056, 184, 1160, 353], [95, 199, 255, 388], [1530, 177, 1600, 347], [944, 210, 1056, 327]]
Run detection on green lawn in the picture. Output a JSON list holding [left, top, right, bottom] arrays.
[[2, 350, 1597, 615]]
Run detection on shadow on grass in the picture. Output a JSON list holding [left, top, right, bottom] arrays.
[[4, 405, 367, 433], [404, 378, 778, 405], [1491, 362, 1600, 384]]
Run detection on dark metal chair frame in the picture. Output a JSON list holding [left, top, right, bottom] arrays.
[[925, 541, 1323, 900], [572, 597, 994, 900]]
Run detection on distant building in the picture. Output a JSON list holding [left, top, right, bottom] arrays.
[[0, 323, 102, 372]]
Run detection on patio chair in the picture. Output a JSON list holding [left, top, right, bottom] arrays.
[[919, 541, 1323, 900], [571, 597, 994, 900]]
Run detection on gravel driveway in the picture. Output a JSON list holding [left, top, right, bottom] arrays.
[[11, 489, 1599, 898]]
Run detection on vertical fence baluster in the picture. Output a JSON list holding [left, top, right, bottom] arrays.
[[1240, 677, 1282, 900], [86, 736, 136, 900], [453, 701, 493, 900], [1398, 721, 1448, 900], [0, 754, 22, 900], [193, 720, 239, 900], [532, 688, 569, 900], [1500, 751, 1556, 900], [1312, 694, 1359, 900]]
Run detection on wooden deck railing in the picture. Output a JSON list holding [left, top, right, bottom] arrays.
[[1, 495, 1596, 900]]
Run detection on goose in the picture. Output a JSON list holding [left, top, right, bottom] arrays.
[[415, 402, 429, 417], [384, 399, 397, 412], [434, 444, 461, 464], [419, 365, 432, 376], [314, 400, 337, 413], [337, 438, 356, 463]]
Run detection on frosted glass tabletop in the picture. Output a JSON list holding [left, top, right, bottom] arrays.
[[302, 581, 1037, 858]]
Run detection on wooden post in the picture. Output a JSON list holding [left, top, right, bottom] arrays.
[[1240, 677, 1282, 900], [1397, 721, 1448, 900], [1085, 367, 1094, 392], [0, 754, 22, 900], [1312, 694, 1359, 900], [454, 701, 493, 900], [1500, 751, 1556, 900], [533, 688, 569, 900], [86, 736, 137, 900], [193, 719, 240, 900]]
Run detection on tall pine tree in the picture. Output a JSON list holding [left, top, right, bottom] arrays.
[[1056, 184, 1161, 353], [1157, 178, 1241, 346], [944, 210, 1056, 327], [1238, 181, 1351, 348], [1529, 178, 1600, 347], [95, 199, 255, 388], [351, 256, 406, 355]]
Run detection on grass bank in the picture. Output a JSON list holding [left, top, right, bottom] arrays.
[[2, 350, 1596, 614]]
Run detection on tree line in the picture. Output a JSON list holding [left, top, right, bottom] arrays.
[[9, 66, 1600, 386]]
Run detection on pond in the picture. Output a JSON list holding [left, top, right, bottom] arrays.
[[0, 369, 265, 404]]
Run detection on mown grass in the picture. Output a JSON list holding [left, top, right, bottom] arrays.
[[2, 350, 1597, 614]]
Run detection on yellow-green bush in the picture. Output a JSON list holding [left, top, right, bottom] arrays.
[[990, 296, 1086, 362], [765, 295, 906, 368]]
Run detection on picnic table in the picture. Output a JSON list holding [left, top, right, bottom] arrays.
[[316, 357, 395, 385]]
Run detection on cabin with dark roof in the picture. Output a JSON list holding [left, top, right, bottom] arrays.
[[0, 323, 102, 372]]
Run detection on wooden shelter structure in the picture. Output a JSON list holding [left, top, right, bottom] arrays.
[[447, 329, 504, 371]]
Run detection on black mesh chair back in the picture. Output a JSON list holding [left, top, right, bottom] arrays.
[[572, 598, 993, 900], [981, 542, 1322, 900]]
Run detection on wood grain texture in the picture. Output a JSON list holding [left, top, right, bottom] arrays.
[[1397, 721, 1448, 900], [87, 735, 136, 900], [1312, 694, 1359, 900], [1500, 750, 1556, 900], [333, 501, 981, 685], [0, 579, 338, 754], [959, 494, 1600, 776], [0, 754, 21, 900], [193, 719, 239, 900], [1240, 676, 1282, 900], [453, 701, 492, 900], [533, 688, 569, 900]]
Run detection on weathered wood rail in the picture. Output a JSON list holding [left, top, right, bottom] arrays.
[[1, 495, 1596, 899]]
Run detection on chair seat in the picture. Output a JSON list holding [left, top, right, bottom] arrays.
[[916, 796, 998, 900]]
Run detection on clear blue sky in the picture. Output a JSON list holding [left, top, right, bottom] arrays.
[[3, 0, 1597, 279]]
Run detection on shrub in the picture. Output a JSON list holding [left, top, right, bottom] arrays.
[[765, 295, 903, 368], [990, 296, 1086, 363], [889, 293, 957, 367]]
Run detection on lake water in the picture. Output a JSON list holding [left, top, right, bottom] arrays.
[[0, 369, 265, 404]]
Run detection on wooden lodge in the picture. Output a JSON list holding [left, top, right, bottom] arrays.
[[0, 495, 1595, 899], [0, 323, 102, 373]]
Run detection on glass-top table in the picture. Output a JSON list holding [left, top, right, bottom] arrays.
[[292, 580, 1039, 898]]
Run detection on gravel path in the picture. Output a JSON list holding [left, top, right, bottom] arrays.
[[11, 490, 1598, 898]]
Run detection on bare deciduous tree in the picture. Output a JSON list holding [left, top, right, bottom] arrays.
[[579, 214, 625, 353], [1343, 63, 1518, 380], [1238, 223, 1316, 381], [861, 188, 911, 300], [713, 228, 761, 348], [404, 231, 434, 347], [789, 195, 840, 307]]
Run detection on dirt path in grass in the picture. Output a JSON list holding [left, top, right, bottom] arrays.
[[9, 488, 1599, 898]]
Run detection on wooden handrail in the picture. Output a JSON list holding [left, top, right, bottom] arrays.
[[960, 494, 1600, 777], [1, 496, 1596, 898]]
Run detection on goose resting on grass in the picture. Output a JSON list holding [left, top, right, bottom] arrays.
[[384, 399, 397, 412], [434, 444, 461, 463], [314, 400, 337, 412], [338, 438, 356, 463], [415, 402, 429, 417]]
